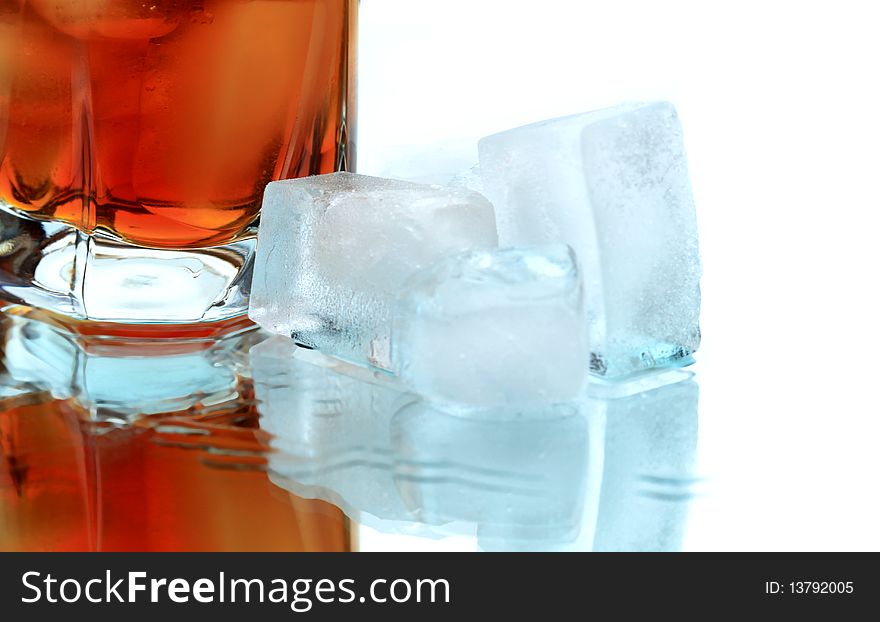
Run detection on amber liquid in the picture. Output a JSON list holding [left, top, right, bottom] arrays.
[[0, 390, 351, 551], [0, 0, 355, 248]]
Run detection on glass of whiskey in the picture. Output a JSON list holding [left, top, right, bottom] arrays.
[[0, 0, 356, 326]]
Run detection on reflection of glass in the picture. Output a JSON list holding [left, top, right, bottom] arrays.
[[253, 335, 701, 551], [2, 308, 259, 419], [0, 312, 350, 551], [0, 1, 356, 324]]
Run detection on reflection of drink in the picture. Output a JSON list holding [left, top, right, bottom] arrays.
[[0, 0, 354, 248], [0, 393, 352, 551], [0, 312, 351, 551]]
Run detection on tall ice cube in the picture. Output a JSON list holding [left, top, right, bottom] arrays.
[[249, 172, 498, 370], [478, 102, 701, 378]]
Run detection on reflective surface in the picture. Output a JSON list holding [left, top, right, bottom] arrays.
[[0, 309, 350, 551], [0, 306, 703, 552], [255, 336, 697, 552], [2, 301, 878, 551]]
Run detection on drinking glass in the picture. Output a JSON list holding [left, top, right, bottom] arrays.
[[0, 0, 356, 326]]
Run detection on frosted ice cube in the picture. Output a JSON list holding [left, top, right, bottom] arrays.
[[392, 244, 589, 408], [479, 101, 701, 378], [249, 172, 498, 370]]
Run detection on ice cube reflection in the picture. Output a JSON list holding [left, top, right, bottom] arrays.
[[254, 336, 700, 551]]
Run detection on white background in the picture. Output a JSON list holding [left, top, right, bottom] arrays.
[[357, 0, 880, 551]]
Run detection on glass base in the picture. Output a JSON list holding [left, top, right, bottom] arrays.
[[0, 210, 255, 325]]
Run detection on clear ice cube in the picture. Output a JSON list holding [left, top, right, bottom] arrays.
[[392, 244, 589, 408], [478, 101, 701, 378], [248, 172, 498, 370]]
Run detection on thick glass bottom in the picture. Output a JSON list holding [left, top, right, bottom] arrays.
[[0, 209, 255, 326]]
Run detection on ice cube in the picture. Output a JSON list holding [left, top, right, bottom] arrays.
[[249, 172, 498, 370], [392, 244, 589, 408], [478, 102, 701, 378]]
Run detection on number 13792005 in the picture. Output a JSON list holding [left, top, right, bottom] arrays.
[[766, 581, 854, 595]]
